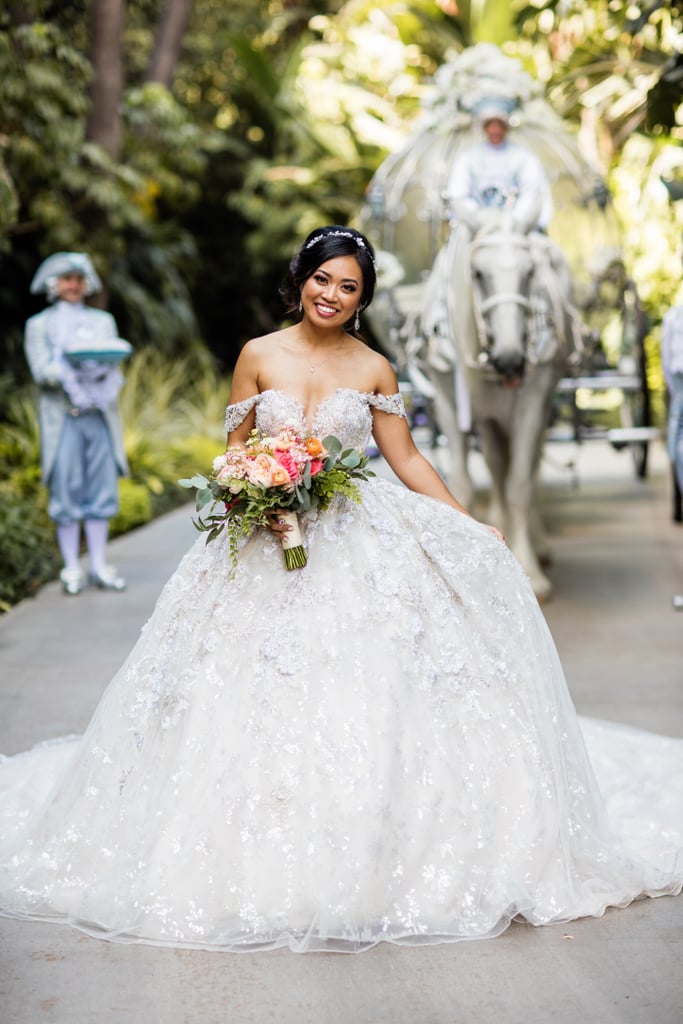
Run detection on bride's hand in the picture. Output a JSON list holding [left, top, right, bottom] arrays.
[[483, 524, 506, 544], [266, 511, 293, 537]]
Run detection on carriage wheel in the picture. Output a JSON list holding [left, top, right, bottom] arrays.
[[619, 281, 651, 479]]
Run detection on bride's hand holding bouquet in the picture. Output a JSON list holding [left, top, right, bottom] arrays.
[[179, 425, 374, 570]]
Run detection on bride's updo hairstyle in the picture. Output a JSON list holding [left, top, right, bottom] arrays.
[[281, 225, 377, 329]]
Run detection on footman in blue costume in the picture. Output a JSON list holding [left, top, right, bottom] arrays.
[[25, 252, 131, 594]]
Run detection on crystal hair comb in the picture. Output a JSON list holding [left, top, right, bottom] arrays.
[[304, 230, 376, 267]]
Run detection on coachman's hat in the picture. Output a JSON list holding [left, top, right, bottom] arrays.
[[473, 96, 517, 125], [30, 252, 102, 297]]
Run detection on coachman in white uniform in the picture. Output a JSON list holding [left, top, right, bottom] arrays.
[[25, 252, 131, 595], [447, 97, 553, 231]]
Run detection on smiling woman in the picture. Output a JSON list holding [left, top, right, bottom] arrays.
[[282, 224, 377, 331], [301, 259, 361, 332], [0, 225, 681, 955], [227, 225, 401, 435]]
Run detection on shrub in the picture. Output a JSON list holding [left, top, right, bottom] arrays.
[[0, 485, 61, 612], [109, 477, 154, 537]]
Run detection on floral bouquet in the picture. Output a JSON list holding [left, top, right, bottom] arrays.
[[179, 426, 374, 570]]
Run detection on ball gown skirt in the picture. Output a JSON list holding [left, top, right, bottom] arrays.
[[0, 389, 681, 953]]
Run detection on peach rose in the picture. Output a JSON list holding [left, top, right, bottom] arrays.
[[269, 466, 291, 487], [246, 453, 281, 486], [263, 425, 299, 451]]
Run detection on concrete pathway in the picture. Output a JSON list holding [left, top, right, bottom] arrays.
[[0, 439, 681, 1024]]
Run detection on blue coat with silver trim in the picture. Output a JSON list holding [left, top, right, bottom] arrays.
[[24, 306, 129, 482]]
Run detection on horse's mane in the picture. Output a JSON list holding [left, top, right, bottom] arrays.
[[472, 211, 527, 240]]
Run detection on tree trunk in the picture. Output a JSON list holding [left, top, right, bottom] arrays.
[[85, 0, 125, 160], [144, 0, 193, 89]]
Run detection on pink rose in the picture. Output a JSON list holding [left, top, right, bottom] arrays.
[[274, 450, 302, 482], [216, 450, 248, 480], [217, 465, 240, 485], [309, 459, 324, 477]]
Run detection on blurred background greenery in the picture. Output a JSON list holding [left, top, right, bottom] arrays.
[[1, 0, 682, 607]]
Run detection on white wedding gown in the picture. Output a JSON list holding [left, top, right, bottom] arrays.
[[0, 388, 681, 953]]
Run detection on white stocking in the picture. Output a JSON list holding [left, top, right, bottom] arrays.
[[56, 522, 81, 571], [84, 519, 109, 575]]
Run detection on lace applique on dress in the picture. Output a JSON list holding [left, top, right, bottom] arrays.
[[366, 392, 407, 419], [225, 390, 406, 443], [225, 394, 260, 433]]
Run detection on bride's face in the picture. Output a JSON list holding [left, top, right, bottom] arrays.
[[301, 255, 362, 328]]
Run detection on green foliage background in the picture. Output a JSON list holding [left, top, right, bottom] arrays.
[[2, 1, 681, 368], [0, 0, 681, 607]]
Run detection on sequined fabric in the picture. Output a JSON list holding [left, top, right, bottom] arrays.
[[0, 389, 681, 953], [224, 387, 407, 441]]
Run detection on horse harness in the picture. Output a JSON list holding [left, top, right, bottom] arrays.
[[464, 229, 583, 374]]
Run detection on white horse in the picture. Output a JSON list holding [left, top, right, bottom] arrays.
[[414, 211, 579, 600]]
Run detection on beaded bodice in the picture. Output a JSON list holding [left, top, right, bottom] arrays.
[[224, 388, 406, 449]]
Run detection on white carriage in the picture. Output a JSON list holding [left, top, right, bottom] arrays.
[[358, 44, 656, 480]]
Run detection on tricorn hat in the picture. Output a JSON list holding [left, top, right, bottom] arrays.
[[30, 252, 102, 298], [473, 96, 517, 125]]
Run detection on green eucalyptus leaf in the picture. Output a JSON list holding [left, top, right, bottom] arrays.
[[322, 435, 341, 455], [179, 474, 209, 488], [195, 487, 214, 510]]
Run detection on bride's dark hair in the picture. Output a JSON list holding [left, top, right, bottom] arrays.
[[280, 226, 377, 325]]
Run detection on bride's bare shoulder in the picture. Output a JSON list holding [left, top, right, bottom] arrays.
[[237, 327, 295, 365], [356, 345, 398, 385]]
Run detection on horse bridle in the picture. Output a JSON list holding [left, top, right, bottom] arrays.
[[466, 232, 533, 372], [465, 229, 586, 374]]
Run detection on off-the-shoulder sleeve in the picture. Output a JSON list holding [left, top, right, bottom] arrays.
[[366, 392, 407, 419], [224, 394, 260, 433]]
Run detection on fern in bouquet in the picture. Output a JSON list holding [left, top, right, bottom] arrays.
[[179, 425, 374, 570]]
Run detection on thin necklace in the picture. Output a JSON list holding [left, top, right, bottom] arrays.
[[295, 339, 344, 374], [306, 351, 337, 374]]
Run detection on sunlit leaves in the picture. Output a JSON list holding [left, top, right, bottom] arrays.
[[514, 0, 683, 143]]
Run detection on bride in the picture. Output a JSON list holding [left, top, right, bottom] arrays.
[[0, 225, 681, 953]]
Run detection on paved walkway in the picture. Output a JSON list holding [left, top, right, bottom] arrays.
[[0, 439, 681, 1024]]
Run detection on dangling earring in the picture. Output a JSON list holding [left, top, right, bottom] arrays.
[[354, 309, 361, 331], [298, 298, 303, 313]]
